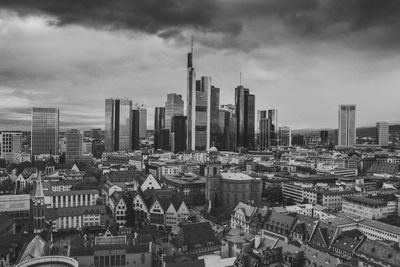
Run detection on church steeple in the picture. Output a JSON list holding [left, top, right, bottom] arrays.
[[33, 170, 46, 233]]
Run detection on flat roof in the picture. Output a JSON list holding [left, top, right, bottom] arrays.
[[221, 172, 254, 181]]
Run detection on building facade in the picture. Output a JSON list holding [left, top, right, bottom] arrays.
[[105, 99, 132, 152], [31, 107, 59, 156], [66, 129, 83, 165], [337, 105, 356, 147], [235, 86, 255, 149], [376, 121, 389, 147]]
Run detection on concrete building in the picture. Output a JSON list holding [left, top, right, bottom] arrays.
[[279, 126, 291, 146], [342, 196, 389, 219], [268, 109, 278, 146], [154, 107, 165, 131], [138, 105, 147, 139], [376, 121, 389, 147], [31, 107, 59, 156], [0, 131, 22, 163]]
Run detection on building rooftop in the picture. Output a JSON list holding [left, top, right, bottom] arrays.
[[220, 172, 254, 181], [44, 189, 99, 196], [343, 196, 386, 206]]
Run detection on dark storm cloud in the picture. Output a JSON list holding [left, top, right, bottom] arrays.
[[2, 0, 400, 50]]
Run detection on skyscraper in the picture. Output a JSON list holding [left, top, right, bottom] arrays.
[[66, 129, 82, 165], [193, 76, 211, 151], [279, 126, 291, 146], [210, 86, 221, 149], [257, 110, 267, 149], [376, 121, 389, 147], [268, 109, 278, 146], [235, 85, 255, 149], [187, 41, 196, 151], [165, 94, 184, 130], [338, 105, 356, 147], [131, 109, 140, 150], [31, 107, 59, 157], [154, 107, 165, 131], [259, 117, 270, 150], [138, 105, 147, 139], [105, 99, 132, 152], [221, 104, 237, 151], [171, 115, 187, 152]]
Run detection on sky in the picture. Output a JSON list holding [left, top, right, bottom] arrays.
[[1, 0, 400, 131]]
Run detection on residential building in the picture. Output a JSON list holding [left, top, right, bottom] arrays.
[[342, 196, 389, 219], [105, 99, 132, 152], [31, 107, 59, 156]]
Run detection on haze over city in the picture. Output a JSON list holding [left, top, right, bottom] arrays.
[[1, 0, 400, 130]]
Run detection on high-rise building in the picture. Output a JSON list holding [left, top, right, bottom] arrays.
[[279, 126, 291, 146], [193, 77, 211, 151], [210, 86, 221, 149], [154, 107, 165, 131], [259, 118, 270, 150], [376, 121, 389, 147], [268, 109, 278, 146], [31, 107, 59, 157], [220, 104, 236, 151], [338, 105, 356, 147], [89, 128, 102, 139], [131, 109, 140, 150], [187, 42, 196, 151], [154, 129, 170, 151], [138, 106, 147, 139], [235, 86, 255, 149], [66, 129, 83, 165], [165, 94, 184, 130], [171, 116, 187, 152], [320, 130, 329, 144], [105, 99, 132, 152], [0, 131, 22, 162]]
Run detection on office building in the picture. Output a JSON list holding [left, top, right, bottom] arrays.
[[154, 107, 165, 131], [279, 126, 291, 146], [31, 107, 59, 156], [0, 131, 22, 162], [221, 104, 237, 151], [259, 117, 270, 150], [154, 129, 170, 151], [65, 129, 83, 165], [268, 109, 278, 146], [235, 85, 255, 149], [89, 128, 102, 139], [376, 121, 389, 147], [338, 105, 356, 147], [171, 116, 187, 152], [187, 43, 196, 151], [131, 109, 140, 150], [105, 99, 132, 152], [320, 130, 329, 144], [165, 93, 184, 130], [210, 86, 221, 148], [138, 105, 147, 139]]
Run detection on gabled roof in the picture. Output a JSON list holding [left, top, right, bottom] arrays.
[[175, 222, 219, 251], [264, 210, 296, 231], [233, 202, 257, 220]]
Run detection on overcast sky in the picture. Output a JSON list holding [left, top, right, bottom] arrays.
[[1, 0, 400, 131]]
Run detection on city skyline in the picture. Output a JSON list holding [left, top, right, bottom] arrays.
[[2, 1, 400, 131]]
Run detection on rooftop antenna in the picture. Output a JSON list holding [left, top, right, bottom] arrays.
[[240, 72, 242, 86], [191, 37, 194, 54]]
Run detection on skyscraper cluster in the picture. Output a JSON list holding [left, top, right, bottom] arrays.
[[105, 98, 147, 152]]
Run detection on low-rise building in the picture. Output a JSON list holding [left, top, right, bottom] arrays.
[[342, 196, 389, 219]]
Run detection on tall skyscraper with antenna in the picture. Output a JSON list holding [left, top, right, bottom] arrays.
[[187, 38, 196, 150]]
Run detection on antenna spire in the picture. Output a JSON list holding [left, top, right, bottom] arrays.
[[191, 37, 194, 54], [240, 72, 242, 86]]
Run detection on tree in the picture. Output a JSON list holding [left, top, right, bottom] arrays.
[[0, 159, 7, 168]]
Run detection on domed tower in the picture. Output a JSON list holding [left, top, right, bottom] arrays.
[[205, 147, 222, 211]]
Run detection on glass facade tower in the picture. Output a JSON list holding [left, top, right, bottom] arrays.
[[31, 107, 59, 156], [105, 99, 132, 152], [338, 105, 356, 147]]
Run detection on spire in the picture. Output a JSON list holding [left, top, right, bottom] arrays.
[[240, 72, 242, 86], [191, 36, 194, 54], [34, 170, 44, 199]]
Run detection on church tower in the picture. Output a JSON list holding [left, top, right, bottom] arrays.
[[205, 146, 222, 211], [33, 171, 46, 233]]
